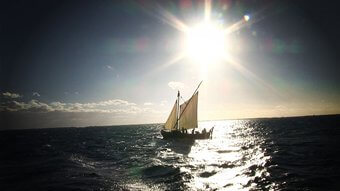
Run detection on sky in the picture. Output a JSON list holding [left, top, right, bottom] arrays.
[[1, 0, 340, 130]]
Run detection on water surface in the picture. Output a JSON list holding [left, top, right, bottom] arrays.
[[1, 115, 340, 190]]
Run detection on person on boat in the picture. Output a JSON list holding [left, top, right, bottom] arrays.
[[192, 128, 195, 134], [209, 127, 214, 138], [202, 128, 206, 134], [185, 129, 187, 134]]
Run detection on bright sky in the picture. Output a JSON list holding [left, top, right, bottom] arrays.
[[1, 0, 340, 129]]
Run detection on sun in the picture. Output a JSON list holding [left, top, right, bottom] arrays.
[[185, 22, 229, 66]]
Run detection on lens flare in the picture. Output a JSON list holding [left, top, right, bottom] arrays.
[[244, 15, 250, 22]]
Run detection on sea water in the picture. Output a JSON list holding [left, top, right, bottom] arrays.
[[1, 115, 340, 190]]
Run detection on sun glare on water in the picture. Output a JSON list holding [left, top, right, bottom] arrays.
[[185, 22, 229, 67]]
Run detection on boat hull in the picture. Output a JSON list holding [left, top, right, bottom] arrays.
[[161, 129, 212, 140]]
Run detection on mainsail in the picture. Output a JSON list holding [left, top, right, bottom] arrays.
[[179, 92, 198, 129], [179, 101, 187, 116], [164, 100, 178, 130]]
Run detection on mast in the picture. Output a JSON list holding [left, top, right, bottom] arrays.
[[171, 81, 203, 130], [177, 90, 180, 130]]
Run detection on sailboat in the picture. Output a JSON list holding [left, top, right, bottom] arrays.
[[161, 81, 214, 139]]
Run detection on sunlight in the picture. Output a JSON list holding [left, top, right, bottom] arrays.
[[183, 121, 272, 190], [244, 14, 250, 22], [145, 0, 280, 97], [185, 22, 229, 66]]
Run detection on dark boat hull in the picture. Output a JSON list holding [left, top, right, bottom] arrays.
[[161, 129, 212, 140]]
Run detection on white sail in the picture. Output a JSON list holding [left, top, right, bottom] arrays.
[[179, 100, 187, 116], [179, 92, 198, 129], [164, 100, 178, 130]]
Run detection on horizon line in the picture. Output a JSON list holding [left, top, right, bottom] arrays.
[[1, 113, 339, 131]]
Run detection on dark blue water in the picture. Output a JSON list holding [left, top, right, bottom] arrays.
[[1, 115, 340, 190]]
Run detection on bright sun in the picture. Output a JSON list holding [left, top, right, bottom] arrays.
[[185, 22, 228, 65]]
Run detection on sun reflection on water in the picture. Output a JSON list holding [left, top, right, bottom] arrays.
[[178, 120, 272, 190]]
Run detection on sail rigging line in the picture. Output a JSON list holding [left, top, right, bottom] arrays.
[[180, 96, 185, 103], [170, 81, 203, 130]]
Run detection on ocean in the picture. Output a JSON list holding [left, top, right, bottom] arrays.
[[1, 115, 340, 190]]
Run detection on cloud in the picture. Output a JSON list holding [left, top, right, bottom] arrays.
[[168, 81, 184, 90], [2, 99, 141, 114], [2, 92, 21, 99], [89, 99, 136, 107], [106, 65, 114, 70], [32, 92, 40, 97], [0, 98, 170, 130], [144, 102, 153, 106], [6, 100, 53, 112], [50, 101, 67, 110]]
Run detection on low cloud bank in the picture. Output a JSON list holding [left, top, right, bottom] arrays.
[[0, 98, 166, 130], [2, 92, 21, 99]]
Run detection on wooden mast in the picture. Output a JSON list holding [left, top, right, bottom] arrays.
[[177, 90, 180, 131], [171, 81, 203, 131]]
